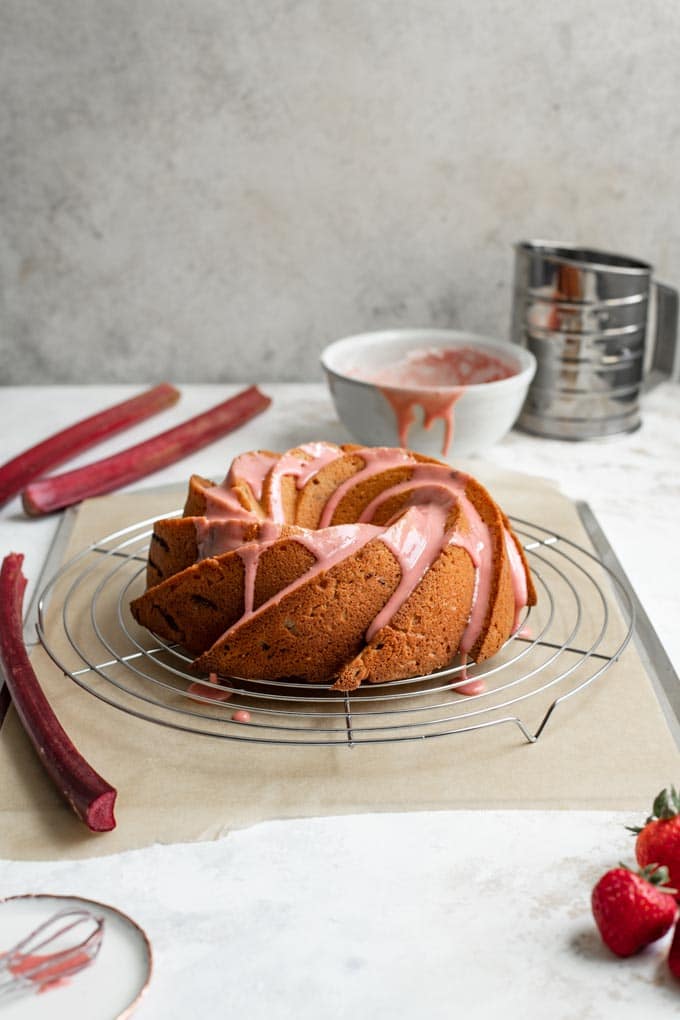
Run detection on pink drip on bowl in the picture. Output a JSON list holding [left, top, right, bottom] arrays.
[[321, 329, 536, 459]]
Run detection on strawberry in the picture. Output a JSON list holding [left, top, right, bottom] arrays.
[[669, 919, 680, 979], [591, 864, 677, 957], [629, 787, 680, 899]]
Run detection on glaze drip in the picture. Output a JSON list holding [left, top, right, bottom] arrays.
[[351, 465, 495, 654], [352, 347, 517, 456], [267, 442, 343, 522], [503, 527, 529, 634], [194, 519, 262, 560], [380, 387, 465, 457], [204, 450, 279, 519], [367, 503, 449, 641], [317, 446, 414, 527], [234, 523, 382, 625]]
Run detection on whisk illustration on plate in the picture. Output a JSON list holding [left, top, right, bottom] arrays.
[[0, 907, 104, 1003]]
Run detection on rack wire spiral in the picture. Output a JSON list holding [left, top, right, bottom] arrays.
[[34, 511, 635, 747]]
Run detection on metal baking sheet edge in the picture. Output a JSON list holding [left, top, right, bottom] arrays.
[[2, 494, 679, 749], [576, 500, 680, 749]]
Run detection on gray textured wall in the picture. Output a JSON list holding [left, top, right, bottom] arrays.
[[2, 1, 680, 383]]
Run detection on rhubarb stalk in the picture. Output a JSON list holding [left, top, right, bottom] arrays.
[[22, 385, 271, 516], [0, 554, 117, 831], [0, 383, 180, 508]]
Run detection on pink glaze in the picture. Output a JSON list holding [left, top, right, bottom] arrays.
[[317, 446, 414, 527], [231, 709, 251, 723], [233, 522, 383, 625], [356, 347, 517, 457], [188, 444, 531, 687], [267, 442, 343, 522], [380, 387, 464, 457], [454, 677, 486, 696], [456, 495, 491, 658], [364, 346, 518, 388], [187, 672, 233, 702], [361, 474, 529, 654], [196, 519, 260, 560], [203, 483, 257, 523], [204, 450, 279, 519], [367, 503, 449, 640], [196, 519, 284, 561], [219, 506, 458, 652], [225, 506, 460, 655], [351, 461, 493, 656], [503, 527, 529, 634], [8, 949, 92, 992], [453, 529, 529, 697], [357, 470, 459, 525], [238, 542, 261, 616], [264, 449, 527, 661], [228, 450, 280, 502]]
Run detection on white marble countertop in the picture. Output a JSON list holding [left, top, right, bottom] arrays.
[[0, 382, 679, 1018]]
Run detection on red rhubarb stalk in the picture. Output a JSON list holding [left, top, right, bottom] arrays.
[[22, 386, 272, 516], [0, 383, 180, 508], [0, 554, 117, 831]]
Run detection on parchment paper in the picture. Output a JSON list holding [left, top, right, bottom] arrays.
[[1, 465, 677, 860]]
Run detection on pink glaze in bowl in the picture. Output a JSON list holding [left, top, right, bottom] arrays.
[[321, 329, 536, 459]]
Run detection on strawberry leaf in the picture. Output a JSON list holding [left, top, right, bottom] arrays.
[[618, 861, 678, 892], [641, 864, 677, 893], [651, 787, 680, 821]]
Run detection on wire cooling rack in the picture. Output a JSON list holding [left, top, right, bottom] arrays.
[[33, 511, 636, 747]]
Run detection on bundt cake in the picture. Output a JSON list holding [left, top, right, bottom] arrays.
[[130, 442, 536, 691]]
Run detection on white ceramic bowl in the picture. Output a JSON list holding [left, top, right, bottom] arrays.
[[321, 329, 536, 458]]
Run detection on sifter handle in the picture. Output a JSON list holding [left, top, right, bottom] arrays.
[[646, 280, 678, 389]]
